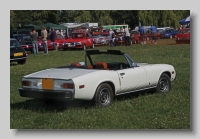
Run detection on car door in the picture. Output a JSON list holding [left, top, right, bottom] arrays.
[[116, 67, 147, 94]]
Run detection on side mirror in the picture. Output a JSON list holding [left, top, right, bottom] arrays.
[[132, 62, 137, 67]]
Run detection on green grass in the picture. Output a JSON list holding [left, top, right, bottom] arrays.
[[10, 39, 190, 129]]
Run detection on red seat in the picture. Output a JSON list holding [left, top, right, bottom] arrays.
[[70, 62, 82, 67], [96, 62, 109, 70]]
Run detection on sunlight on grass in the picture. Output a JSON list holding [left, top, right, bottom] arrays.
[[10, 39, 190, 129]]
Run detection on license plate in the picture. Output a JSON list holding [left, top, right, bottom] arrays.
[[14, 52, 23, 57], [42, 78, 53, 90]]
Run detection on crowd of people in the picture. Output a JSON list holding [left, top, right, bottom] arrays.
[[30, 26, 61, 55], [108, 26, 131, 47], [29, 23, 190, 55]]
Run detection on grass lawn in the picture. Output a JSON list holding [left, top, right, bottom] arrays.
[[10, 39, 190, 129]]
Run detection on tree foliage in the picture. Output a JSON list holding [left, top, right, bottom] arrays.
[[10, 10, 190, 30]]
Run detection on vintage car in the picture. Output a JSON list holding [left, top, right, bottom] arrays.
[[155, 29, 165, 39], [90, 27, 101, 36], [62, 29, 94, 50], [38, 34, 69, 51], [93, 35, 108, 46], [174, 28, 190, 44], [160, 28, 178, 39], [19, 49, 176, 107], [114, 32, 126, 46], [12, 34, 33, 53], [130, 30, 140, 44], [10, 38, 28, 65]]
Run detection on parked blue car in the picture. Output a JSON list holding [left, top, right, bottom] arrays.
[[161, 28, 178, 39]]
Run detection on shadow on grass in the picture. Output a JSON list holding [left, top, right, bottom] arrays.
[[10, 89, 156, 113], [10, 63, 18, 66], [10, 99, 94, 113]]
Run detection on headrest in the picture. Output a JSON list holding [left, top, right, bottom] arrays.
[[70, 62, 82, 67], [96, 62, 108, 70]]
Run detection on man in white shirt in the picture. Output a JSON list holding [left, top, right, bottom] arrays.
[[109, 29, 115, 47], [124, 26, 130, 46]]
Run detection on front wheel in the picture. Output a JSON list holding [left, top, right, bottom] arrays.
[[83, 44, 86, 50], [156, 73, 171, 93], [91, 43, 95, 49], [93, 83, 113, 107]]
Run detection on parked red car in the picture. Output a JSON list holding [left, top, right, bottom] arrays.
[[62, 29, 94, 50], [175, 28, 190, 44]]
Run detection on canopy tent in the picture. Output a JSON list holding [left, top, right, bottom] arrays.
[[40, 22, 68, 30], [23, 24, 42, 30], [60, 23, 85, 29], [179, 16, 190, 25]]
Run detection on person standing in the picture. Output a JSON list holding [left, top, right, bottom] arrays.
[[179, 25, 183, 30], [109, 29, 115, 47], [150, 24, 157, 44], [120, 27, 124, 32], [50, 28, 57, 51], [30, 28, 38, 55], [41, 26, 48, 54], [124, 26, 130, 46], [138, 25, 145, 44]]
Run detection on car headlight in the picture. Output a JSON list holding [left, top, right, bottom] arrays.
[[76, 42, 82, 45]]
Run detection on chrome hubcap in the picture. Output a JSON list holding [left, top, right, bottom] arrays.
[[99, 88, 110, 105], [159, 78, 169, 91]]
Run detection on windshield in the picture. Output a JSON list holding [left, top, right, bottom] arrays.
[[180, 29, 190, 34], [72, 33, 85, 38], [90, 54, 128, 65], [10, 40, 21, 48]]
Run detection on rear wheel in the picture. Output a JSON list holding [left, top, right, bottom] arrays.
[[93, 83, 113, 107], [156, 73, 171, 93]]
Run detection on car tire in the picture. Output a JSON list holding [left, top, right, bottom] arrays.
[[91, 43, 95, 49], [93, 83, 113, 107], [156, 73, 171, 93], [31, 48, 34, 53], [83, 44, 86, 50], [17, 60, 26, 65]]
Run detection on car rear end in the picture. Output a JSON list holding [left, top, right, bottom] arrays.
[[10, 38, 28, 64]]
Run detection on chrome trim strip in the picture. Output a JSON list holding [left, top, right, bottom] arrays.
[[116, 85, 157, 96], [10, 57, 27, 60]]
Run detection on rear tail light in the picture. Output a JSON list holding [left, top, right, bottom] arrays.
[[25, 51, 28, 56], [22, 81, 31, 86]]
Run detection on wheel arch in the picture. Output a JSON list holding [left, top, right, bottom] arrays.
[[92, 81, 116, 99], [160, 71, 171, 79]]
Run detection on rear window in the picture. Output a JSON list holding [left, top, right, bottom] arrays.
[[10, 40, 21, 48]]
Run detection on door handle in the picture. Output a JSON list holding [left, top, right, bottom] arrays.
[[120, 73, 125, 76]]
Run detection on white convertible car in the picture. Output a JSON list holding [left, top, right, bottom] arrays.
[[19, 50, 176, 106]]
